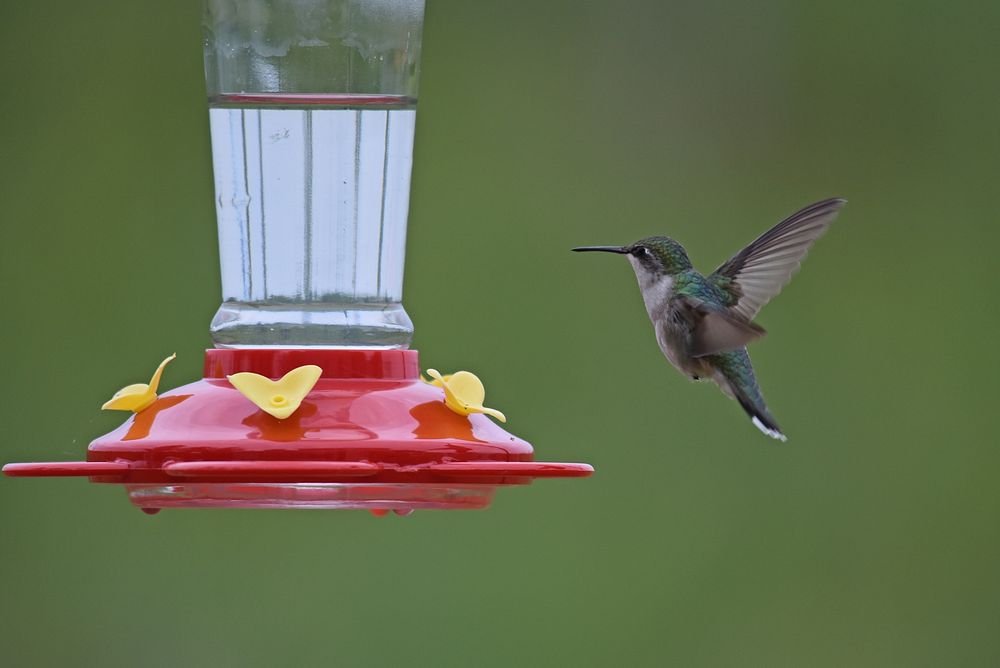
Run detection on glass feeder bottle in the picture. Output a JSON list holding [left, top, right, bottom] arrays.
[[203, 0, 424, 348]]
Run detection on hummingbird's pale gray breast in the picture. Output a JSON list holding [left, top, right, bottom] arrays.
[[625, 256, 702, 377]]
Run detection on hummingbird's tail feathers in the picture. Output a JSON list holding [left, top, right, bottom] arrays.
[[712, 349, 787, 441], [728, 377, 787, 442]]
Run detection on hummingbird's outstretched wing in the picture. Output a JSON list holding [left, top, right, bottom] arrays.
[[710, 198, 846, 321]]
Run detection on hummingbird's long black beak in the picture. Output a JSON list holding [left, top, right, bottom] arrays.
[[571, 246, 628, 254]]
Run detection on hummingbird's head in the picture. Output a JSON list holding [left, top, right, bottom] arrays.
[[627, 237, 693, 275], [572, 236, 692, 277]]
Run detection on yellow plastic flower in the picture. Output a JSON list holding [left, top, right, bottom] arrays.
[[227, 365, 322, 420], [102, 353, 177, 413], [425, 369, 506, 423]]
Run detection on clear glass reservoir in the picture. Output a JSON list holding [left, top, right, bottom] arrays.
[[203, 0, 425, 348]]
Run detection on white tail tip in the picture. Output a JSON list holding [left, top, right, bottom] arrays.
[[752, 416, 787, 442]]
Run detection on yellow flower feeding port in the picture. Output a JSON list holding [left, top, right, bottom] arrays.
[[101, 354, 176, 413], [425, 370, 507, 423], [227, 365, 323, 420]]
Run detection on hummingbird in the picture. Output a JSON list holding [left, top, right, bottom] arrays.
[[572, 197, 845, 441]]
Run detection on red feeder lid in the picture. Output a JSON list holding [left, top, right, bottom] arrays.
[[4, 349, 592, 514]]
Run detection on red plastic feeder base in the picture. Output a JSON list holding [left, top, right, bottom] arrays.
[[3, 349, 592, 514]]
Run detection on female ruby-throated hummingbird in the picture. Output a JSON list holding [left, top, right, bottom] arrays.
[[573, 198, 846, 441]]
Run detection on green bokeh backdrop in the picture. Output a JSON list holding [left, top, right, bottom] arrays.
[[2, 1, 998, 666]]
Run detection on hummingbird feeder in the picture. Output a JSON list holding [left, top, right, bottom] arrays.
[[3, 0, 592, 514]]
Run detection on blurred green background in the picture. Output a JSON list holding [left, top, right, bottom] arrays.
[[2, 1, 998, 666]]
